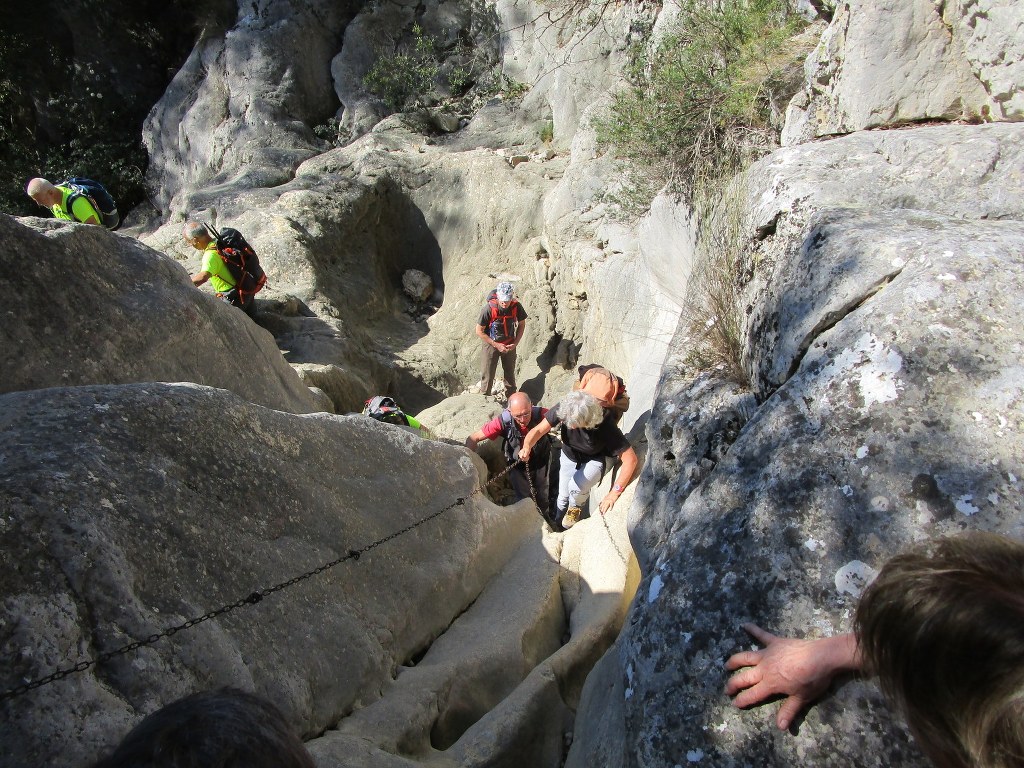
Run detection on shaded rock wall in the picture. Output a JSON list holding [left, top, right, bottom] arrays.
[[569, 1, 1024, 763]]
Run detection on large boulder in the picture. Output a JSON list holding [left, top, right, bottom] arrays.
[[574, 122, 1024, 766], [783, 0, 1024, 145], [1, 215, 319, 414], [0, 383, 537, 768], [142, 0, 363, 215]]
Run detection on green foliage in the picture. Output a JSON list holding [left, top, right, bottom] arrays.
[[539, 120, 554, 144], [362, 12, 525, 116], [596, 0, 809, 212], [363, 25, 441, 111]]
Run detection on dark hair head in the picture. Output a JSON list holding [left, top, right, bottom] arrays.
[[91, 688, 314, 768], [855, 532, 1024, 768]]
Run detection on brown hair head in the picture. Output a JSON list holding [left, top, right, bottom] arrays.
[[855, 532, 1024, 768]]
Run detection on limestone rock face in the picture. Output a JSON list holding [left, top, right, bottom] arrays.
[[1, 215, 318, 414], [583, 123, 1024, 766], [783, 0, 1024, 145], [0, 383, 537, 768], [143, 0, 362, 215]]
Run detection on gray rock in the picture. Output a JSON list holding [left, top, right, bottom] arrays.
[[305, 385, 335, 412], [402, 269, 434, 302], [617, 212, 1024, 767], [2, 215, 318, 414], [783, 0, 1024, 144], [0, 383, 536, 768], [144, 2, 346, 213]]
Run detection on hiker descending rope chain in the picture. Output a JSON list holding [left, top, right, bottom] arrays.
[[0, 463, 520, 704]]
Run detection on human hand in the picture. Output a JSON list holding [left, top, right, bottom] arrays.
[[464, 437, 478, 451], [518, 446, 531, 461], [725, 624, 858, 731], [598, 491, 619, 514]]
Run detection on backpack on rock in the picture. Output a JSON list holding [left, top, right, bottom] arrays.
[[574, 364, 630, 421], [363, 396, 412, 427]]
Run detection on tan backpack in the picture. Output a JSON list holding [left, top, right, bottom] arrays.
[[574, 365, 630, 419]]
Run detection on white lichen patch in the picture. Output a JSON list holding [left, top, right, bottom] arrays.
[[687, 749, 705, 763], [648, 575, 665, 604], [804, 538, 821, 551], [936, 273, 958, 281], [955, 495, 979, 516], [835, 560, 879, 598], [841, 485, 854, 497], [856, 445, 870, 459], [819, 333, 904, 414]]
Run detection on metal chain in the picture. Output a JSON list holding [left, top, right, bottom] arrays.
[[1, 464, 521, 704], [599, 508, 630, 565]]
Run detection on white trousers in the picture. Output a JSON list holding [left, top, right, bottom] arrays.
[[556, 451, 605, 516]]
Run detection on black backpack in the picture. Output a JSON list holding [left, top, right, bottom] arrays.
[[363, 396, 410, 426], [60, 177, 119, 229], [204, 224, 267, 304]]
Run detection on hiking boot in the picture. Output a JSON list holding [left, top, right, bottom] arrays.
[[562, 506, 583, 529]]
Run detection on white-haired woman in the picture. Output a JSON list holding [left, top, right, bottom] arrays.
[[519, 390, 638, 530]]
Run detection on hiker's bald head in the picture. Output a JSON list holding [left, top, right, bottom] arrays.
[[26, 178, 59, 207], [183, 220, 212, 249], [507, 392, 534, 427], [508, 392, 532, 411]]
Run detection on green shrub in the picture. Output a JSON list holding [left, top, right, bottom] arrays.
[[362, 13, 519, 116], [597, 0, 809, 211], [539, 120, 554, 143], [363, 25, 441, 111]]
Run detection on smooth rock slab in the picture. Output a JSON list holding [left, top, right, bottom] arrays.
[[0, 383, 535, 768]]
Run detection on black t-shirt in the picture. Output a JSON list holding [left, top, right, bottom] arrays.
[[546, 403, 630, 463]]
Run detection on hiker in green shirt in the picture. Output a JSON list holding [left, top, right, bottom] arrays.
[[183, 220, 258, 317], [27, 177, 100, 225]]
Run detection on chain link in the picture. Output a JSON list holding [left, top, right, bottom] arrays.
[[599, 508, 630, 564], [1, 464, 524, 704]]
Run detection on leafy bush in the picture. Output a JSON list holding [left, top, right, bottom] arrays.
[[597, 0, 809, 211], [363, 25, 442, 111], [362, 15, 524, 117]]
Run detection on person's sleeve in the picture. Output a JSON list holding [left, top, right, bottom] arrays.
[[477, 307, 491, 328], [606, 424, 631, 457], [201, 248, 218, 273], [516, 304, 529, 320], [70, 195, 100, 224], [545, 404, 561, 426], [405, 415, 423, 429], [539, 407, 549, 419], [480, 415, 504, 440]]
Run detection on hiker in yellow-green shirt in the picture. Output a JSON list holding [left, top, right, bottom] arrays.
[[26, 177, 119, 228], [183, 219, 261, 317]]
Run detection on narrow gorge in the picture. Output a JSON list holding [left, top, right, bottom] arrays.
[[1, 1, 1022, 767]]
